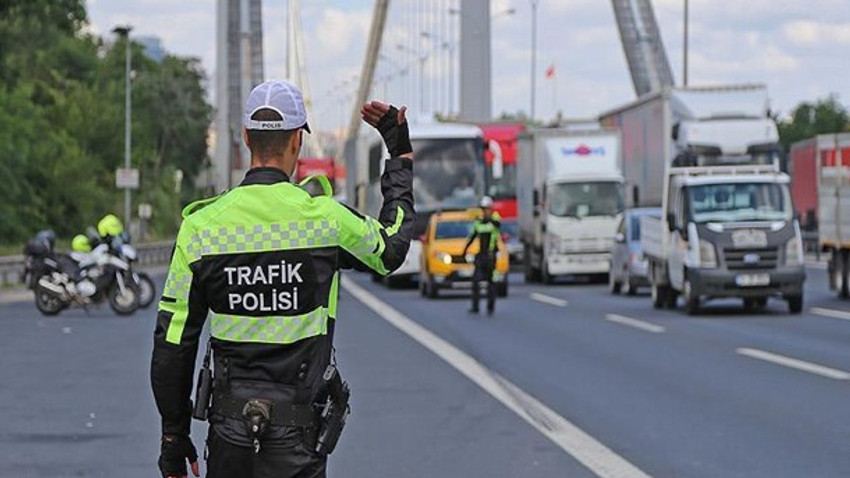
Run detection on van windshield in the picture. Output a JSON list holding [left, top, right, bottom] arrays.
[[686, 183, 792, 223], [548, 182, 624, 218]]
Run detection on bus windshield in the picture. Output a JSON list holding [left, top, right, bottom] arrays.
[[485, 163, 517, 201], [411, 138, 483, 211]]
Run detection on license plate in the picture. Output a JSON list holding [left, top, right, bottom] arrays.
[[457, 268, 473, 278], [571, 255, 601, 264], [735, 273, 770, 287]]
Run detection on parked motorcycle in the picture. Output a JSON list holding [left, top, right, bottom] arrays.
[[117, 241, 156, 308], [23, 231, 140, 316]]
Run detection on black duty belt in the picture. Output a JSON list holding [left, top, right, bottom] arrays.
[[212, 393, 318, 428]]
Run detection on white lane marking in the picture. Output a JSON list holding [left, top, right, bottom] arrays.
[[736, 348, 850, 381], [604, 314, 665, 334], [810, 307, 850, 322], [342, 276, 651, 478], [530, 292, 569, 307]]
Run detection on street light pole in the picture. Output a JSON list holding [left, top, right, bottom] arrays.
[[530, 0, 538, 121], [113, 25, 133, 227], [683, 0, 689, 87]]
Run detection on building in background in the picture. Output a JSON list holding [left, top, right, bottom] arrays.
[[137, 35, 166, 63]]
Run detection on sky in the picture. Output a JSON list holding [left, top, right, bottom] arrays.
[[86, 0, 850, 135]]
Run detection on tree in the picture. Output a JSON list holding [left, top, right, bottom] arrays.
[[0, 0, 212, 244], [777, 94, 849, 151]]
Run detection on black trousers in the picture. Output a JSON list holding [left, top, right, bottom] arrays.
[[206, 427, 327, 478], [471, 254, 496, 313]]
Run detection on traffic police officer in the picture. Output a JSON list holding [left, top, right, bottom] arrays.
[[462, 196, 501, 315], [151, 80, 414, 478]]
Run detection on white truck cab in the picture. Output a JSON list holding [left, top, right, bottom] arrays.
[[518, 129, 625, 282], [602, 85, 805, 314]]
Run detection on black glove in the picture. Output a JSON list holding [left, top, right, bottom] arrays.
[[376, 105, 412, 157], [158, 434, 198, 478]]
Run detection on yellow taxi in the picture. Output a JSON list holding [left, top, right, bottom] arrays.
[[419, 208, 510, 299]]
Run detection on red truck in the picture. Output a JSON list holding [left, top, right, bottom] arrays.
[[790, 133, 850, 297], [480, 122, 526, 263], [295, 156, 336, 195], [790, 135, 850, 229]]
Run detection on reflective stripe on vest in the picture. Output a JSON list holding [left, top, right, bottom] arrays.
[[210, 306, 329, 344]]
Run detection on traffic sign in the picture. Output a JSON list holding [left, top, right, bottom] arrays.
[[116, 168, 140, 189], [138, 203, 153, 219]]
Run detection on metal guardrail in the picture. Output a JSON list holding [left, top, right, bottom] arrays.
[[0, 240, 174, 288]]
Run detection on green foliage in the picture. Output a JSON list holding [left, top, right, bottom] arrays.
[[0, 0, 212, 245], [777, 94, 849, 151]]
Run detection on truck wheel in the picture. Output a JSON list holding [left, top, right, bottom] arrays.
[[608, 272, 621, 294], [541, 262, 553, 285], [651, 282, 664, 309], [683, 279, 699, 315], [787, 294, 803, 314], [523, 246, 539, 283], [666, 289, 679, 309]]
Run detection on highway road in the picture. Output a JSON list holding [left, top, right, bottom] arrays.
[[1, 263, 849, 477]]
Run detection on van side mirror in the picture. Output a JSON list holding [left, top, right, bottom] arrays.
[[666, 213, 676, 232], [614, 233, 626, 244]]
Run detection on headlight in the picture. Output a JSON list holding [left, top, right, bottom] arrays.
[[785, 236, 803, 266], [121, 245, 137, 261], [698, 239, 717, 268], [434, 252, 452, 265]]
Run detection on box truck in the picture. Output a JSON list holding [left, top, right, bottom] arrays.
[[601, 85, 806, 314], [790, 134, 850, 298], [517, 128, 625, 283]]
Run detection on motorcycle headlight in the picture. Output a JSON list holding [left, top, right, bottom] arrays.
[[698, 239, 717, 268], [785, 236, 803, 266], [121, 244, 138, 261], [434, 252, 452, 265]]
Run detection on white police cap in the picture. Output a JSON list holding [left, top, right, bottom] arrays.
[[243, 80, 311, 133]]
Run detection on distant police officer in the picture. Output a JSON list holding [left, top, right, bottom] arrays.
[[462, 196, 501, 315], [151, 80, 414, 478]]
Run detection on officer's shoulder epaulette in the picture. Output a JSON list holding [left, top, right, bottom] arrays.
[[181, 194, 224, 219]]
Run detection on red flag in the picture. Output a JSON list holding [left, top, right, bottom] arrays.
[[545, 64, 556, 79]]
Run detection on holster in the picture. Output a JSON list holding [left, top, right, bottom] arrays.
[[315, 365, 350, 456]]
